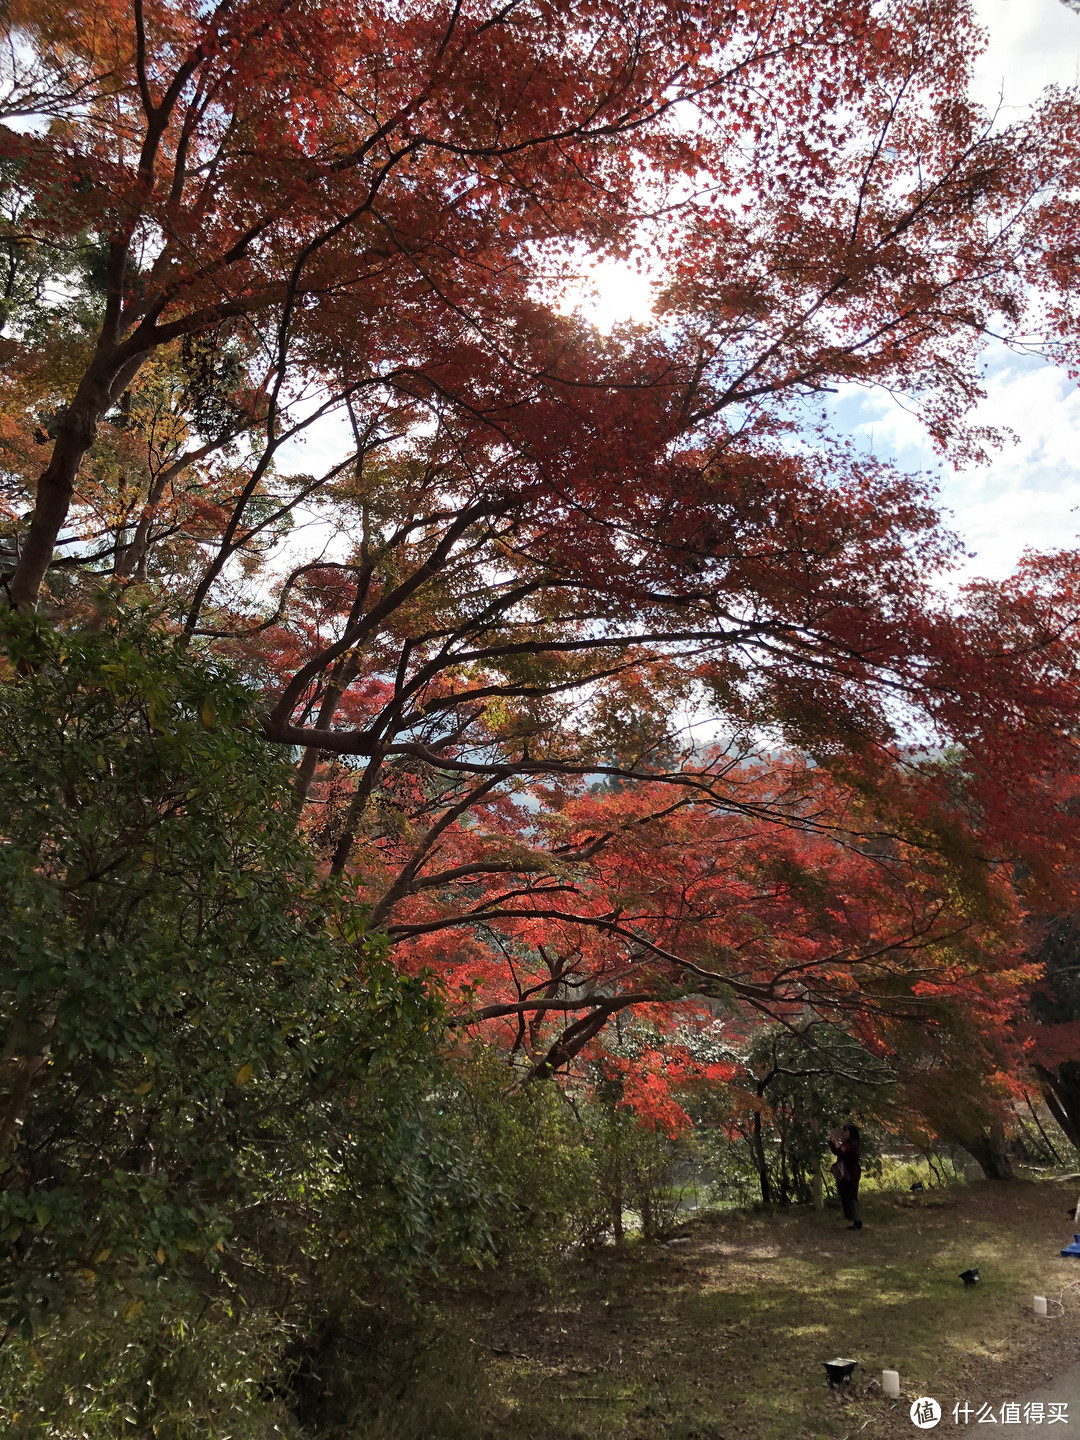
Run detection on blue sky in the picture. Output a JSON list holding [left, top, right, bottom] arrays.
[[829, 0, 1080, 581]]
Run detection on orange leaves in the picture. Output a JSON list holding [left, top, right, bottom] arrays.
[[616, 1067, 693, 1137]]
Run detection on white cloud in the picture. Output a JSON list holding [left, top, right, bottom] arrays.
[[831, 352, 1080, 579], [274, 405, 354, 479], [935, 357, 1080, 575], [972, 0, 1080, 111], [835, 3, 1080, 580]]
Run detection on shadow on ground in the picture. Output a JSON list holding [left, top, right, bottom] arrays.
[[455, 1179, 1080, 1440]]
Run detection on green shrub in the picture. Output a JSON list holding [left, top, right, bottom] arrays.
[[447, 1049, 607, 1262], [0, 610, 490, 1434], [0, 1287, 291, 1439]]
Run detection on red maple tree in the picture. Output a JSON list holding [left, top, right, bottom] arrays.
[[5, 0, 1080, 1121]]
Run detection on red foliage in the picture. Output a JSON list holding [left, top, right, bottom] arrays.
[[8, 0, 1080, 1127]]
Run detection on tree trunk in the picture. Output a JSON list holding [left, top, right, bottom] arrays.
[[750, 1107, 772, 1204], [611, 1129, 624, 1245], [328, 742, 392, 876], [8, 344, 143, 610], [8, 403, 98, 608], [960, 1121, 1014, 1181], [292, 655, 360, 816], [1035, 1064, 1080, 1150], [114, 467, 172, 580], [810, 1115, 824, 1211], [640, 1184, 653, 1242], [1021, 1090, 1062, 1164]]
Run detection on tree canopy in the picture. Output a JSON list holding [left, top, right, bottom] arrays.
[[1, 0, 1079, 1321]]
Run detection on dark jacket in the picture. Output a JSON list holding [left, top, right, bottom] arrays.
[[829, 1137, 861, 1186]]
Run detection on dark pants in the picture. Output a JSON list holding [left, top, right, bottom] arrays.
[[838, 1182, 862, 1226]]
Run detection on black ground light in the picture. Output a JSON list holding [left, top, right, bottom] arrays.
[[959, 1267, 980, 1287], [823, 1358, 857, 1387]]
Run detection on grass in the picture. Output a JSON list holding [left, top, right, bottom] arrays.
[[455, 1175, 1080, 1440]]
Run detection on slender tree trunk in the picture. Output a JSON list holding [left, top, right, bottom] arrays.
[[1022, 1090, 1062, 1164], [751, 1107, 772, 1204], [8, 343, 145, 610], [810, 1115, 824, 1211], [611, 1127, 624, 1245], [115, 470, 170, 579], [640, 1183, 653, 1242], [1035, 1065, 1080, 1150], [1043, 1085, 1080, 1150], [329, 751, 384, 875], [292, 656, 360, 817]]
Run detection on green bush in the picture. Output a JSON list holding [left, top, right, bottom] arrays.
[[447, 1049, 607, 1262], [448, 1046, 705, 1255], [1, 1288, 291, 1439], [0, 610, 490, 1434]]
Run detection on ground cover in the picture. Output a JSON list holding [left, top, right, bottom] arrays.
[[461, 1177, 1080, 1440]]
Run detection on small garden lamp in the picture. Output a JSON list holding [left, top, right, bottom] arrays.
[[823, 1358, 857, 1388]]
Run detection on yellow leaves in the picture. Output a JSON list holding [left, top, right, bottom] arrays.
[[483, 697, 512, 734], [156, 1246, 166, 1264], [95, 1248, 111, 1264], [123, 1299, 145, 1322], [77, 1267, 96, 1285], [134, 1080, 152, 1094], [201, 701, 216, 729], [235, 1062, 254, 1086]]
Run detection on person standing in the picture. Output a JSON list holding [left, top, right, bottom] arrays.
[[829, 1124, 863, 1230]]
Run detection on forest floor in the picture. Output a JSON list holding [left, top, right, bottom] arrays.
[[457, 1176, 1080, 1440]]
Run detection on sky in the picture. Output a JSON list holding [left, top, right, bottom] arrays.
[[574, 0, 1080, 583], [874, 0, 1080, 580]]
